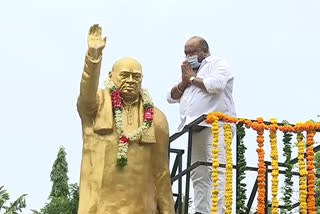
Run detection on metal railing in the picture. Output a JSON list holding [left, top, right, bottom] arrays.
[[169, 115, 320, 214]]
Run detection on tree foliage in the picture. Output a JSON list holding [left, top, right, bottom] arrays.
[[50, 147, 69, 198], [32, 147, 79, 214], [0, 186, 27, 214]]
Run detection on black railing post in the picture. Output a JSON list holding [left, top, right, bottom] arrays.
[[184, 129, 193, 214], [246, 178, 258, 213], [178, 152, 183, 214]]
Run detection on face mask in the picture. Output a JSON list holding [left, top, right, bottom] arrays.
[[187, 55, 201, 69]]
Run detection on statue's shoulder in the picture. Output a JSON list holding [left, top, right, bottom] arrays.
[[153, 106, 168, 130], [96, 88, 111, 104], [97, 88, 109, 96]]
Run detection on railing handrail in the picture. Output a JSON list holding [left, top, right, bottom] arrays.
[[169, 114, 206, 143]]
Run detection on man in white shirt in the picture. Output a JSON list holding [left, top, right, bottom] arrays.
[[167, 36, 236, 214]]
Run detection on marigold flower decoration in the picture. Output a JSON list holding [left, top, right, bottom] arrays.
[[205, 113, 320, 214], [238, 118, 253, 129], [278, 122, 294, 133], [206, 114, 220, 214], [269, 118, 279, 214], [296, 130, 307, 214], [251, 117, 267, 214], [224, 123, 233, 214], [305, 120, 318, 214], [293, 120, 320, 214]]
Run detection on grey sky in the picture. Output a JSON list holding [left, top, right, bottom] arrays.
[[1, 0, 320, 213]]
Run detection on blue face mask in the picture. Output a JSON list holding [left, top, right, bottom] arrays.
[[187, 55, 201, 69]]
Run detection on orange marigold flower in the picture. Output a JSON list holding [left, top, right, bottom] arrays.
[[245, 120, 252, 128], [238, 118, 245, 123], [256, 117, 264, 123]]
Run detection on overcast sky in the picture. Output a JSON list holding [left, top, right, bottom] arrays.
[[1, 0, 320, 213]]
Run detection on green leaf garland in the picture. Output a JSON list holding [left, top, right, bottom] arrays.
[[280, 129, 293, 214], [236, 122, 248, 214]]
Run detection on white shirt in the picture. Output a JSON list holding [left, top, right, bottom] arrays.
[[167, 55, 236, 131]]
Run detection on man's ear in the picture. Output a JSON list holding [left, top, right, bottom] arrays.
[[203, 50, 209, 57], [108, 71, 112, 78]]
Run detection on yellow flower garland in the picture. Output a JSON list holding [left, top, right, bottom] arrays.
[[210, 115, 219, 214], [297, 132, 307, 214], [224, 123, 233, 214], [269, 118, 279, 214]]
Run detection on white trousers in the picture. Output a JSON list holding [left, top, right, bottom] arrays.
[[190, 125, 235, 214]]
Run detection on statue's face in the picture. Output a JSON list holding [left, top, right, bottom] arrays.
[[110, 58, 143, 101]]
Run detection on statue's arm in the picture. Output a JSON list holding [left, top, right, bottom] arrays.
[[153, 110, 175, 214], [77, 24, 107, 117]]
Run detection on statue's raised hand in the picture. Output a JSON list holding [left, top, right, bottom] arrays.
[[87, 24, 107, 59]]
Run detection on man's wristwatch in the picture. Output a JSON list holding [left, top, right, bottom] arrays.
[[189, 76, 196, 84]]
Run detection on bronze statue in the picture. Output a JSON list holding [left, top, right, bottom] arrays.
[[77, 24, 174, 214]]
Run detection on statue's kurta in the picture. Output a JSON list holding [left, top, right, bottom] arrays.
[[77, 53, 174, 214]]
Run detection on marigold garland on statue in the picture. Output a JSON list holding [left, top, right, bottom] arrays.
[[224, 123, 233, 214], [251, 117, 267, 214], [296, 131, 307, 214], [105, 79, 154, 168], [205, 114, 219, 214], [269, 118, 279, 214]]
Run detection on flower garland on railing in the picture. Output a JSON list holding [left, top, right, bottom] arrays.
[[236, 122, 248, 214], [305, 121, 317, 214], [296, 130, 307, 214], [205, 112, 320, 214], [205, 114, 219, 214], [269, 118, 279, 214], [315, 151, 320, 213], [224, 123, 233, 214], [251, 117, 267, 214], [279, 121, 294, 213], [105, 79, 154, 168]]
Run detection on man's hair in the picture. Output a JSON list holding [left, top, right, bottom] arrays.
[[190, 36, 209, 52]]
